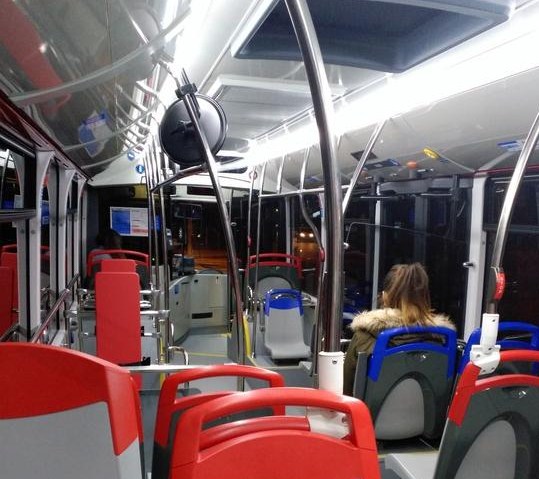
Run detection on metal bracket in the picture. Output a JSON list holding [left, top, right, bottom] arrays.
[[470, 313, 501, 374], [176, 83, 197, 98]]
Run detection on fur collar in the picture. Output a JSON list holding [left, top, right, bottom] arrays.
[[349, 308, 455, 333]]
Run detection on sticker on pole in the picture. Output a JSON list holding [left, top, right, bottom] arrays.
[[494, 271, 506, 301]]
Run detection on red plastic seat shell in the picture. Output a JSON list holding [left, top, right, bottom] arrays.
[[0, 343, 140, 455], [170, 387, 380, 479], [95, 271, 141, 365]]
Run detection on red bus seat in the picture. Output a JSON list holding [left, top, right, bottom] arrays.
[[87, 250, 150, 289], [169, 387, 380, 479], [95, 260, 141, 366], [152, 364, 285, 479], [0, 343, 143, 479], [101, 259, 137, 273], [246, 253, 303, 299]]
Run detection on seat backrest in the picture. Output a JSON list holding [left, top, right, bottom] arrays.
[[152, 364, 285, 479], [360, 326, 457, 440], [169, 387, 381, 479], [434, 349, 539, 479], [0, 343, 142, 479], [86, 252, 150, 289], [87, 249, 149, 277], [256, 275, 293, 298], [98, 259, 150, 290], [263, 288, 310, 360], [246, 253, 302, 294], [95, 269, 141, 366], [101, 258, 137, 272], [458, 321, 539, 374]]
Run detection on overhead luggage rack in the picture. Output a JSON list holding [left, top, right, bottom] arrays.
[[232, 0, 515, 72]]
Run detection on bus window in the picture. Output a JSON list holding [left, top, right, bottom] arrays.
[[485, 177, 539, 326]]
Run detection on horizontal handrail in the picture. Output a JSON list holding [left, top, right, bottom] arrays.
[[31, 274, 80, 344], [0, 323, 22, 342]]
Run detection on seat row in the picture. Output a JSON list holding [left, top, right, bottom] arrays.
[[0, 344, 379, 479], [351, 321, 539, 441], [2, 342, 539, 478]]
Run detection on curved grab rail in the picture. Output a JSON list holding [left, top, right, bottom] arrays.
[[263, 288, 304, 316], [154, 364, 285, 446], [486, 110, 539, 312], [449, 350, 539, 425], [1, 244, 50, 260], [86, 249, 149, 277], [31, 274, 80, 344], [198, 415, 310, 450], [370, 326, 457, 380], [247, 253, 303, 278], [172, 387, 376, 468]]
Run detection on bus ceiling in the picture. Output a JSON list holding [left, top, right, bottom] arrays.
[[2, 0, 539, 184]]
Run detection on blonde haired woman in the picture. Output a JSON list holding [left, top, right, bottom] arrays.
[[343, 263, 455, 396]]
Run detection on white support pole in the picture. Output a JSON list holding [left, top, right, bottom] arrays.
[[470, 312, 501, 374], [28, 150, 53, 332], [74, 177, 87, 279], [463, 177, 487, 340], [48, 166, 76, 295], [309, 350, 348, 438], [371, 185, 382, 309], [285, 196, 291, 256]]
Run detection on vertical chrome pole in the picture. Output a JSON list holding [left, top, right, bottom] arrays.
[[153, 139, 172, 362], [244, 165, 256, 357], [276, 155, 285, 194], [182, 89, 246, 373], [141, 151, 153, 288], [252, 162, 267, 358], [155, 147, 171, 309], [342, 120, 386, 214], [486, 109, 539, 313], [285, 0, 343, 353], [0, 151, 7, 208], [244, 166, 257, 303], [299, 148, 324, 375], [147, 148, 161, 296]]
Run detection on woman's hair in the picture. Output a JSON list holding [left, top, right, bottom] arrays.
[[381, 262, 434, 325]]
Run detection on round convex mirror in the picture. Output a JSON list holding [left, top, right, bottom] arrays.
[[159, 94, 227, 167]]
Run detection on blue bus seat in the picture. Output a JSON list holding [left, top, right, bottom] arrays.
[[386, 349, 539, 479], [458, 321, 539, 375], [263, 288, 311, 360], [354, 326, 457, 440]]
